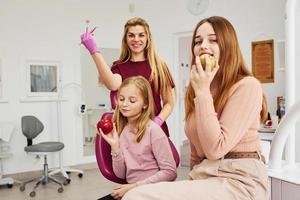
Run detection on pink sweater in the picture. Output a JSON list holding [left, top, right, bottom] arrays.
[[112, 120, 177, 185], [185, 77, 263, 169]]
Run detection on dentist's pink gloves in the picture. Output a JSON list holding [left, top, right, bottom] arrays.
[[80, 31, 100, 55], [153, 115, 164, 126]]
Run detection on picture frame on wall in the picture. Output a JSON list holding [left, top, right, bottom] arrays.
[[252, 39, 274, 83], [24, 59, 61, 98]]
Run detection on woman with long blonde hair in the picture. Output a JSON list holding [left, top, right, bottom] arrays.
[[81, 17, 175, 137], [122, 16, 269, 200], [97, 76, 176, 200]]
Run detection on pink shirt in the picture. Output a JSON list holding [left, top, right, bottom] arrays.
[[112, 120, 177, 185], [185, 77, 263, 169]]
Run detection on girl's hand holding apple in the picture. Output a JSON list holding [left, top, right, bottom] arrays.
[[190, 56, 219, 96], [96, 120, 120, 152], [97, 119, 113, 134]]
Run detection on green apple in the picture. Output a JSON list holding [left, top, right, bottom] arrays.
[[199, 54, 216, 70]]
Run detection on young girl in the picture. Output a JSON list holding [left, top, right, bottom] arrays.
[[81, 17, 175, 137], [97, 76, 177, 200]]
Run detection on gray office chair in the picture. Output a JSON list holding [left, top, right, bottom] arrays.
[[20, 115, 65, 197]]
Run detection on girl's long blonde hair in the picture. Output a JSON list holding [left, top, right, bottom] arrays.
[[113, 76, 154, 142], [117, 17, 174, 95], [185, 16, 268, 122]]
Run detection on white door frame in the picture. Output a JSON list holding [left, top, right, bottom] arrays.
[[171, 31, 193, 150]]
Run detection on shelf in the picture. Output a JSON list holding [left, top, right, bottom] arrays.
[[19, 98, 68, 103], [86, 107, 109, 111], [0, 99, 9, 103], [259, 132, 274, 141], [259, 127, 276, 133], [0, 152, 13, 158]]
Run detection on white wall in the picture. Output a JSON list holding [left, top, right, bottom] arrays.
[[294, 4, 300, 163], [0, 0, 294, 175], [81, 47, 119, 110], [0, 0, 131, 174]]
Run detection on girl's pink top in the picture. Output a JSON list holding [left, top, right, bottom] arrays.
[[112, 120, 177, 185]]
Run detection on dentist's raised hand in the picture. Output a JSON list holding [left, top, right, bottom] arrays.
[[80, 28, 99, 55], [190, 55, 219, 96]]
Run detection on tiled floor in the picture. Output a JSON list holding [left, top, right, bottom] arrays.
[[0, 166, 189, 200]]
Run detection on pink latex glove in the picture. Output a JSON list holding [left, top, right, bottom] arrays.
[[80, 31, 99, 55], [153, 115, 164, 126]]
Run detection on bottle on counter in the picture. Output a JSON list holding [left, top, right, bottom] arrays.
[[276, 97, 285, 124]]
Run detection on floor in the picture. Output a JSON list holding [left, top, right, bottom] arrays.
[[0, 166, 189, 200]]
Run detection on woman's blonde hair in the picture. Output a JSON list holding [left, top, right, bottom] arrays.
[[118, 17, 174, 95], [113, 76, 155, 142], [185, 16, 268, 122]]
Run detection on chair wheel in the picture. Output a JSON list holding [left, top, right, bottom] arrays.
[[78, 173, 83, 178], [20, 185, 25, 191], [63, 179, 71, 185], [58, 187, 64, 193], [66, 171, 71, 174], [7, 184, 13, 188], [30, 191, 36, 197]]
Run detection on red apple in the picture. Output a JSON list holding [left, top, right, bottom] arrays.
[[97, 119, 113, 134]]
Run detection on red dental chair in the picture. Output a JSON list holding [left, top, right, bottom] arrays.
[[95, 92, 180, 184]]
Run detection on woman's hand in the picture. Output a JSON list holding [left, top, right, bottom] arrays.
[[190, 55, 219, 96], [80, 27, 99, 55], [111, 183, 138, 199], [97, 123, 119, 152]]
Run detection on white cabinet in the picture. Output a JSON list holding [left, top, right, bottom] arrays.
[[271, 178, 300, 200], [282, 181, 300, 200], [83, 108, 109, 156], [271, 178, 281, 200]]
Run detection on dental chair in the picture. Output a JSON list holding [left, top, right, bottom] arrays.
[[20, 116, 65, 197], [95, 91, 180, 184]]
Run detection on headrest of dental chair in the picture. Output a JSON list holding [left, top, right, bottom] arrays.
[[110, 91, 117, 110]]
